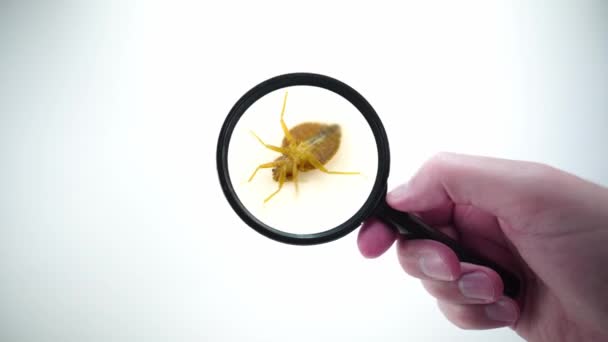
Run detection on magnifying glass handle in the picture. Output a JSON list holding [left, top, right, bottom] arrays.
[[375, 201, 521, 298]]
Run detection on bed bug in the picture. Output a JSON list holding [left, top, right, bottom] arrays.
[[248, 91, 359, 203]]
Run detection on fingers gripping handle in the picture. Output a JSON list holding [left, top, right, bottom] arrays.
[[375, 201, 521, 298]]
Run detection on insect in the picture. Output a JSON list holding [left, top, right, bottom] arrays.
[[248, 91, 359, 202]]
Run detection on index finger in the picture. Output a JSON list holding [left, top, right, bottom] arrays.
[[386, 152, 578, 229]]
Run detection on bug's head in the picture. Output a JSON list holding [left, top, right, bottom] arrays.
[[271, 159, 293, 182], [272, 164, 286, 181], [272, 166, 279, 181]]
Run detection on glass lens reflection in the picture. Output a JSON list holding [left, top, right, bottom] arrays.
[[227, 85, 378, 234]]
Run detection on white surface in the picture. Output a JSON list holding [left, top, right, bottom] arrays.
[[1, 1, 607, 342], [228, 86, 378, 234]]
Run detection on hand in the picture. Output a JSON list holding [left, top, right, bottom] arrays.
[[357, 153, 608, 341]]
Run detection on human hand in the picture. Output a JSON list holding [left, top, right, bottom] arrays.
[[358, 153, 608, 341]]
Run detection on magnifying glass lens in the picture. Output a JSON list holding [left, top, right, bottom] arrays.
[[227, 86, 378, 235]]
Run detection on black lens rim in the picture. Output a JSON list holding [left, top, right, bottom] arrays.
[[217, 72, 390, 245]]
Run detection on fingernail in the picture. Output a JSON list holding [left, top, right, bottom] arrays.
[[458, 272, 494, 302], [418, 253, 454, 281], [387, 183, 409, 202], [485, 298, 518, 323]]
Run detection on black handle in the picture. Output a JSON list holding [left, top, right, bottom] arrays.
[[375, 200, 520, 298]]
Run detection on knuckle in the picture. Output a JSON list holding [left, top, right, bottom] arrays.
[[529, 162, 562, 182], [450, 317, 477, 330], [426, 152, 448, 166], [422, 280, 452, 300], [397, 253, 422, 276], [438, 301, 478, 330], [448, 311, 478, 330], [422, 152, 455, 174]]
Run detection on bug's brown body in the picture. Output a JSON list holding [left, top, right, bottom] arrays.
[[272, 122, 341, 181], [249, 91, 358, 202]]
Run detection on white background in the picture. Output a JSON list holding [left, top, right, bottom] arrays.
[[1, 1, 606, 341]]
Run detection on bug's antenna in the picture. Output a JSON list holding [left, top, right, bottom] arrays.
[[281, 91, 288, 115], [280, 91, 294, 144]]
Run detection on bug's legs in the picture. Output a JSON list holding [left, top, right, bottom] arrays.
[[250, 130, 287, 154], [264, 165, 286, 202], [280, 91, 295, 145], [292, 160, 299, 194], [248, 161, 280, 182], [304, 153, 360, 175]]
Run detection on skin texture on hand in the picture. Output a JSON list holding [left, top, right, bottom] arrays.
[[357, 153, 608, 342]]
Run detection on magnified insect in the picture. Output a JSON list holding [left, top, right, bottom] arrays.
[[248, 91, 359, 203]]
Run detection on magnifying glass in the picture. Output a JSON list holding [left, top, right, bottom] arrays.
[[217, 72, 520, 298]]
